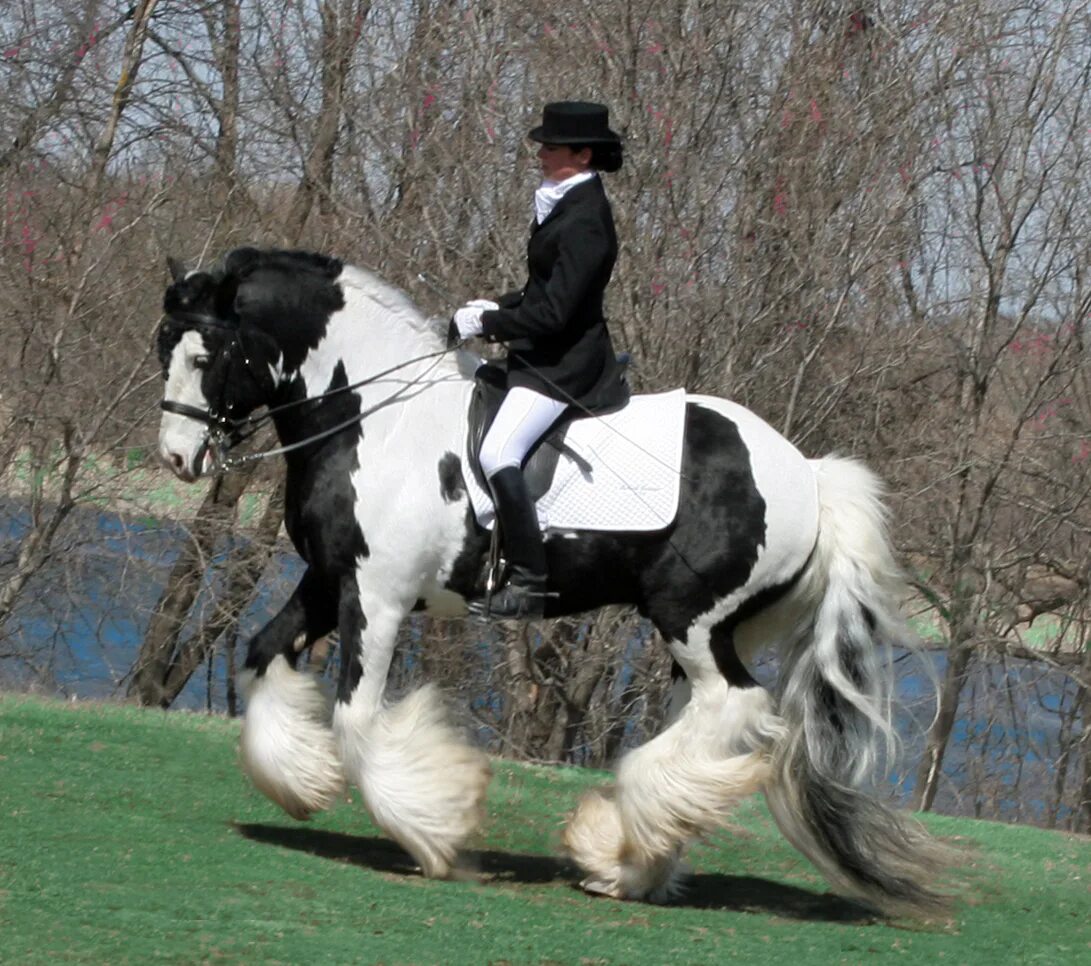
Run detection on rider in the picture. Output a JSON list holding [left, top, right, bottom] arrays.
[[452, 100, 629, 618]]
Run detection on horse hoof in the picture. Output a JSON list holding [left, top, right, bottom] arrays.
[[580, 876, 624, 898], [579, 873, 681, 904]]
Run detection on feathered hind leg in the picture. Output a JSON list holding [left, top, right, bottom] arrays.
[[565, 632, 785, 902]]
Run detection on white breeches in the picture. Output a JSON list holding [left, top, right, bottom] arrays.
[[478, 386, 568, 479]]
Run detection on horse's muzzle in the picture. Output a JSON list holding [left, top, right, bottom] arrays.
[[158, 439, 208, 482]]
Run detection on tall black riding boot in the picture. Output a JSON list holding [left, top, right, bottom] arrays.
[[479, 466, 549, 619]]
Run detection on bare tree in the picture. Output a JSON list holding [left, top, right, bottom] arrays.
[[0, 0, 164, 639], [900, 5, 1091, 811]]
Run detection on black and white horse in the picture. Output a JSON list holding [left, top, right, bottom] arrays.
[[156, 247, 948, 915]]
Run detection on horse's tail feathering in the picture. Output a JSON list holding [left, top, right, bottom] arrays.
[[765, 456, 953, 918]]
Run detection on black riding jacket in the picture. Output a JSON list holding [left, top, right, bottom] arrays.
[[480, 176, 628, 413]]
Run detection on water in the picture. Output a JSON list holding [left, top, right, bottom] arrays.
[[0, 502, 302, 709]]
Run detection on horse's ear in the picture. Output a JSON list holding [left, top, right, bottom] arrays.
[[167, 257, 188, 283]]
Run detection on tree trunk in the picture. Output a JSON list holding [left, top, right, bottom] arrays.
[[282, 0, 370, 241], [127, 460, 263, 706], [912, 640, 974, 812], [214, 0, 241, 198], [157, 478, 286, 706], [555, 628, 612, 763], [84, 0, 160, 201], [1076, 677, 1091, 833]]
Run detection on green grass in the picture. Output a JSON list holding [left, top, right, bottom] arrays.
[[0, 696, 1087, 965]]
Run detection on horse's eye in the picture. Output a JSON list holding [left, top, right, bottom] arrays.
[[193, 355, 210, 370]]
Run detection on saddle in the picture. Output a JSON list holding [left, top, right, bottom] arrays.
[[466, 362, 629, 500]]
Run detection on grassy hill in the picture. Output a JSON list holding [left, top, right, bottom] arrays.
[[0, 695, 1087, 965]]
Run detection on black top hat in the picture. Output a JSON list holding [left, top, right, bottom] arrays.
[[528, 101, 621, 145]]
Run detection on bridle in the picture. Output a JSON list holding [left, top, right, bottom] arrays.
[[159, 310, 459, 473], [159, 310, 278, 469]]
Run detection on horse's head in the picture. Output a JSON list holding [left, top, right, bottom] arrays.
[[156, 255, 278, 481]]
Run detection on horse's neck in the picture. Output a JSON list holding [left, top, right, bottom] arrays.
[[279, 268, 472, 448]]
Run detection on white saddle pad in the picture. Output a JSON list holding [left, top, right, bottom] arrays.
[[465, 389, 687, 532]]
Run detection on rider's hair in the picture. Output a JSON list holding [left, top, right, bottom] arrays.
[[571, 142, 624, 174]]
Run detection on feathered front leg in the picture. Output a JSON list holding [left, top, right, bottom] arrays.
[[332, 564, 491, 877], [237, 572, 344, 819]]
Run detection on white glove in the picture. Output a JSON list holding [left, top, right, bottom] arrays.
[[452, 306, 483, 339], [452, 299, 497, 339]]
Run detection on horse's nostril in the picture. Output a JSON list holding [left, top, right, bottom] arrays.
[[169, 452, 185, 472]]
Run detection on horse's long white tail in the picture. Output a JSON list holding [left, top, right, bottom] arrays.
[[765, 457, 952, 917]]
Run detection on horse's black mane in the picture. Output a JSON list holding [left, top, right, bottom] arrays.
[[223, 247, 343, 282], [159, 248, 348, 374]]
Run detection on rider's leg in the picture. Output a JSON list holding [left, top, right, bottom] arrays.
[[476, 387, 567, 618]]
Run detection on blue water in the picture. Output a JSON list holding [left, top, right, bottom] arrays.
[[0, 505, 1082, 827], [0, 503, 303, 709]]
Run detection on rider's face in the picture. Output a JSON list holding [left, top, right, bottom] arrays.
[[537, 143, 592, 182]]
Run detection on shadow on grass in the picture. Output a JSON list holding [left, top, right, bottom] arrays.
[[234, 822, 572, 884], [679, 871, 875, 922], [234, 823, 874, 924]]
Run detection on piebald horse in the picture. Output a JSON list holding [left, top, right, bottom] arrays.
[[156, 247, 948, 915]]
